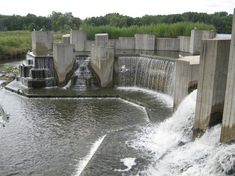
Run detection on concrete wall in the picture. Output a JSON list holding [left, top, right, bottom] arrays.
[[178, 36, 191, 53], [70, 30, 87, 52], [193, 39, 230, 135], [190, 29, 215, 55], [155, 38, 180, 51], [91, 34, 114, 87], [32, 31, 53, 56], [53, 43, 75, 84], [116, 37, 135, 50], [221, 9, 235, 143], [135, 34, 155, 50], [174, 56, 199, 108], [62, 34, 70, 45]]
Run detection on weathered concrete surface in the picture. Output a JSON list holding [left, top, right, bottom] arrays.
[[178, 36, 191, 53], [53, 43, 75, 84], [155, 38, 180, 51], [190, 29, 215, 55], [135, 34, 155, 50], [221, 9, 235, 143], [70, 30, 87, 52], [84, 40, 95, 52], [32, 31, 53, 56], [91, 33, 114, 87], [62, 34, 70, 45], [174, 56, 199, 108], [193, 39, 230, 134], [116, 37, 135, 50]]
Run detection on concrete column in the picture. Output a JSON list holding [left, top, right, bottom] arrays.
[[190, 29, 215, 55], [53, 43, 75, 84], [70, 30, 87, 52], [91, 33, 114, 87], [135, 34, 155, 50], [193, 39, 230, 136], [221, 9, 235, 143], [32, 31, 53, 56], [62, 34, 70, 45], [174, 56, 199, 108], [178, 36, 191, 52]]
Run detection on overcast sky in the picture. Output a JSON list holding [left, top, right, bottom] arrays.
[[0, 0, 234, 19]]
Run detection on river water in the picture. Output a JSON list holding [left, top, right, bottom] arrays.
[[1, 57, 235, 176], [0, 86, 173, 176]]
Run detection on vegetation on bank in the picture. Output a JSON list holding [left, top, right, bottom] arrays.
[[0, 31, 31, 59], [0, 11, 232, 34], [80, 22, 215, 39], [0, 11, 232, 59]]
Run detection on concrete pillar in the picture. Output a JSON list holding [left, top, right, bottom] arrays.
[[70, 30, 87, 52], [174, 56, 199, 108], [193, 39, 230, 135], [53, 43, 75, 84], [135, 34, 155, 50], [190, 30, 215, 55], [32, 31, 53, 56], [62, 34, 70, 45], [221, 9, 235, 143], [178, 36, 191, 53], [95, 33, 108, 47], [91, 33, 114, 87]]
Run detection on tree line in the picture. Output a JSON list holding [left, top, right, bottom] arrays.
[[0, 11, 232, 33]]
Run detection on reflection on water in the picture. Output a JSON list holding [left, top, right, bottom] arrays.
[[0, 88, 170, 176]]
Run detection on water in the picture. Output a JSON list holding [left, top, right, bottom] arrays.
[[0, 88, 158, 176], [114, 56, 175, 96], [128, 90, 235, 176], [71, 56, 99, 90]]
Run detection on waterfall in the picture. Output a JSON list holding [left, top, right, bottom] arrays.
[[128, 90, 235, 176], [114, 56, 175, 96], [71, 56, 99, 90]]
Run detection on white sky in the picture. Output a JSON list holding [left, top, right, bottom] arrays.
[[0, 0, 234, 19]]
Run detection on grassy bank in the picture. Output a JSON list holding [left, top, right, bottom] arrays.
[[0, 22, 215, 59], [0, 31, 31, 60], [81, 22, 215, 39]]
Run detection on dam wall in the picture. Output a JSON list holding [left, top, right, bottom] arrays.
[[174, 56, 199, 108], [53, 43, 75, 85], [67, 29, 214, 54], [90, 34, 114, 87], [32, 31, 53, 56], [193, 39, 230, 134], [221, 9, 235, 143]]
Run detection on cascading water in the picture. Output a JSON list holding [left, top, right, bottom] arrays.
[[128, 90, 235, 176], [114, 56, 175, 96], [71, 56, 99, 90]]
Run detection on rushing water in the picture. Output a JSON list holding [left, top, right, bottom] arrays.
[[114, 56, 175, 96], [70, 56, 99, 90], [128, 90, 235, 176]]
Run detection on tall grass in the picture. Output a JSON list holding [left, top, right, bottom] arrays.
[[0, 31, 31, 59], [80, 22, 215, 40]]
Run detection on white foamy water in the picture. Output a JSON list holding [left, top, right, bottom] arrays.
[[74, 135, 106, 176], [117, 86, 173, 108], [129, 90, 235, 176], [115, 157, 136, 172]]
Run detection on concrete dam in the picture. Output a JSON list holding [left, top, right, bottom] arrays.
[[0, 9, 235, 176]]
